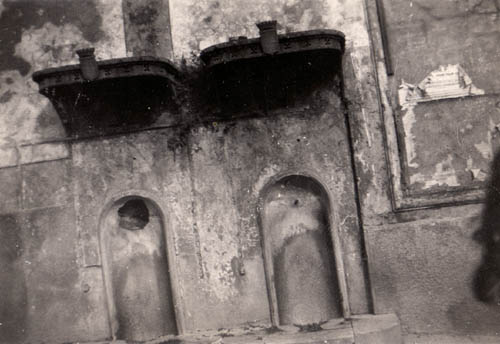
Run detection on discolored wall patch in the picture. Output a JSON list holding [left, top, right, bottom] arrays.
[[0, 0, 125, 147]]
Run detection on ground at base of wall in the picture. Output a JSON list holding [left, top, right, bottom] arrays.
[[404, 334, 500, 344], [66, 314, 402, 344]]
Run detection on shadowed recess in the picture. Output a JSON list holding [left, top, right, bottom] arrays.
[[101, 197, 177, 341], [262, 175, 342, 326], [118, 199, 150, 231]]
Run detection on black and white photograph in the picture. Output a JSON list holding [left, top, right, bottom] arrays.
[[1, 1, 500, 343]]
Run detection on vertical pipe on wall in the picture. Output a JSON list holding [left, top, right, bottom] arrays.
[[375, 0, 394, 76]]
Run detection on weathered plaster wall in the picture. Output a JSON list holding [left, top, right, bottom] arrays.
[[0, 159, 110, 343], [169, 0, 372, 65], [0, 0, 125, 154], [357, 0, 500, 341], [262, 176, 343, 325], [169, 0, 383, 315], [3, 0, 500, 342], [1, 31, 371, 341], [71, 86, 367, 334], [0, 1, 125, 342], [101, 198, 178, 341], [382, 0, 500, 195], [168, 0, 376, 319], [0, 0, 375, 342], [122, 0, 174, 59]]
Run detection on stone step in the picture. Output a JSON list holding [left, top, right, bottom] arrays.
[[73, 314, 402, 344]]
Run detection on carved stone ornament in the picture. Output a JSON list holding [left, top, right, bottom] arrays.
[[200, 21, 345, 67]]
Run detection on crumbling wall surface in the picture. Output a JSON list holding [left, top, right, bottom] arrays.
[[382, 0, 500, 194], [169, 0, 372, 67], [71, 81, 367, 333], [0, 158, 109, 344], [169, 0, 382, 319], [262, 176, 343, 325], [170, 0, 331, 59], [0, 2, 125, 342], [0, 0, 373, 342], [357, 0, 500, 340], [5, 0, 500, 341], [185, 108, 364, 329], [122, 0, 174, 59], [0, 0, 125, 151]]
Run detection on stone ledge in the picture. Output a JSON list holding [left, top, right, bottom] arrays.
[[69, 314, 402, 344], [404, 334, 500, 344], [0, 142, 69, 169], [351, 314, 402, 344]]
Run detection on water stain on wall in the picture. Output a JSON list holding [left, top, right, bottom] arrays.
[[170, 0, 330, 59], [262, 175, 341, 325], [0, 0, 104, 75], [122, 0, 174, 59], [101, 197, 177, 342]]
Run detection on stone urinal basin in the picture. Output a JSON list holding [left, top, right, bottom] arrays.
[[32, 48, 181, 138]]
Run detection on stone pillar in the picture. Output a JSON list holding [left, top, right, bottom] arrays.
[[122, 0, 174, 60]]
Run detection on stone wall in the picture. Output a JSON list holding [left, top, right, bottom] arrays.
[[0, 80, 368, 342], [360, 0, 500, 339], [0, 1, 125, 342], [1, 0, 500, 343]]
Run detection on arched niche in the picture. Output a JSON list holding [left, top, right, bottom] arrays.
[[99, 196, 178, 341], [259, 175, 345, 326]]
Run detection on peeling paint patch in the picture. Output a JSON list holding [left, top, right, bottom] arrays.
[[465, 158, 488, 182], [399, 65, 485, 109], [470, 168, 488, 182], [0, 0, 104, 74], [397, 64, 494, 192], [474, 119, 496, 161], [15, 22, 88, 72], [0, 70, 51, 146], [424, 154, 460, 189], [410, 154, 460, 189], [402, 104, 418, 168], [475, 139, 493, 160]]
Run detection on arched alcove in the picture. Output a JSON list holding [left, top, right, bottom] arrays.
[[100, 196, 177, 341], [260, 175, 343, 326]]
